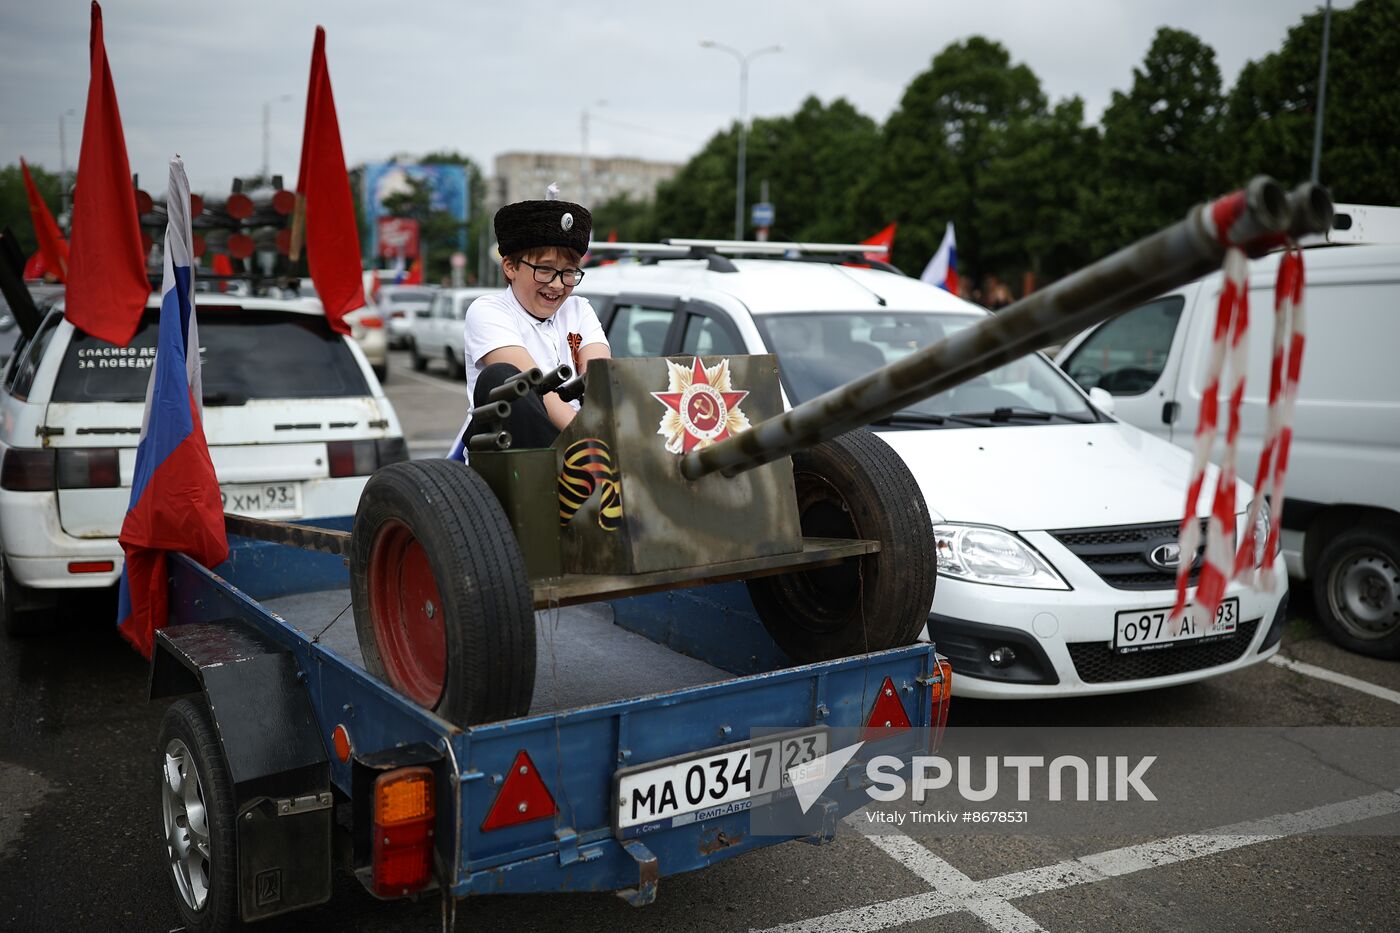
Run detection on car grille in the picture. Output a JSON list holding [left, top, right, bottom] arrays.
[[1050, 519, 1207, 591], [1067, 618, 1259, 683]]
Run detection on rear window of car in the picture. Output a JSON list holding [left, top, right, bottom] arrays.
[[52, 308, 371, 403]]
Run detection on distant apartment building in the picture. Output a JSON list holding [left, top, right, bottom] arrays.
[[489, 152, 681, 214]]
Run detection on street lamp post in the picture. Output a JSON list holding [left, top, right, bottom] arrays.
[[58, 108, 77, 225], [580, 98, 607, 205], [700, 40, 781, 240], [262, 93, 294, 181]]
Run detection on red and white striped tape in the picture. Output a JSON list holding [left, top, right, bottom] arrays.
[[1170, 205, 1306, 630]]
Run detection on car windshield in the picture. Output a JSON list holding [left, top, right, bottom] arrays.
[[52, 307, 371, 404], [752, 311, 1098, 427]]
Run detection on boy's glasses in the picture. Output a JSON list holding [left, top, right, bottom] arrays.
[[518, 259, 585, 287]]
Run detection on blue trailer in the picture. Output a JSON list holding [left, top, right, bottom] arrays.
[[149, 526, 950, 929]]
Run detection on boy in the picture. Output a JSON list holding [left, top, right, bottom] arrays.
[[448, 196, 611, 458]]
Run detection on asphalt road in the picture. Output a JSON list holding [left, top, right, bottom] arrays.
[[1, 349, 1397, 932]]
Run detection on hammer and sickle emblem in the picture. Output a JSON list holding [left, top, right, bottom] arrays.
[[692, 394, 715, 421]]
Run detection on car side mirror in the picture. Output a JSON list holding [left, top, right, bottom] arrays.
[[1088, 386, 1116, 416]]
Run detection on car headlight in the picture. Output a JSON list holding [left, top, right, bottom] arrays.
[[933, 524, 1069, 590], [1253, 500, 1271, 567]]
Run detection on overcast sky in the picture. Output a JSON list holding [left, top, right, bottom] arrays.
[[1, 0, 1344, 197]]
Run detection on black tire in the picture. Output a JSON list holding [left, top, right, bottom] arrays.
[[158, 698, 239, 933], [1311, 524, 1400, 659], [747, 429, 937, 662], [1, 554, 51, 637], [409, 339, 427, 372], [444, 347, 465, 381], [372, 362, 389, 385], [351, 460, 535, 724]]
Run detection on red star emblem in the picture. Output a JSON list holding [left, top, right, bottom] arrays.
[[652, 357, 750, 454]]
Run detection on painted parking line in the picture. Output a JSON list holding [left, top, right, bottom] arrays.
[[756, 788, 1400, 933], [1268, 654, 1400, 706], [390, 366, 468, 394]]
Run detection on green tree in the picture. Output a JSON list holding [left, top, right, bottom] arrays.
[[980, 98, 1100, 282], [651, 96, 880, 244], [0, 162, 64, 257], [589, 193, 657, 243], [865, 37, 1047, 283], [1225, 0, 1400, 204], [1093, 28, 1227, 255]]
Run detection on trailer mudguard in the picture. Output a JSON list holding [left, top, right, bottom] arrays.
[[151, 620, 333, 921]]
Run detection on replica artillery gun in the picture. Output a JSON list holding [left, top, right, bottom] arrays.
[[225, 177, 1334, 727]]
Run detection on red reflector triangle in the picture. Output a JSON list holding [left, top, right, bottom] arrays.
[[481, 750, 559, 832], [862, 676, 913, 741]]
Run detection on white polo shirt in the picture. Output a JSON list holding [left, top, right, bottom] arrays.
[[448, 287, 608, 457]]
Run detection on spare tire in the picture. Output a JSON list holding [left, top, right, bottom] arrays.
[[352, 460, 535, 725], [747, 429, 936, 662]]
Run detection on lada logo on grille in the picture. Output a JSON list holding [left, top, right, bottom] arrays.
[[1147, 543, 1181, 570]]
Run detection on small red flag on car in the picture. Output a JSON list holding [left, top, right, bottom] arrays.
[[290, 27, 365, 335], [861, 223, 896, 263], [65, 2, 150, 346], [19, 159, 69, 282]]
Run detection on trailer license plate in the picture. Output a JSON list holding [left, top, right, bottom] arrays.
[[615, 728, 828, 833], [220, 482, 302, 519], [1113, 597, 1239, 654]]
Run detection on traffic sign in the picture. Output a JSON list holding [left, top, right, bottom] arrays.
[[751, 202, 775, 228]]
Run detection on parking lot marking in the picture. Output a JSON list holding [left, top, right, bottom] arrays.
[[1268, 654, 1400, 705], [860, 831, 1046, 933], [392, 366, 468, 394], [758, 788, 1400, 933]]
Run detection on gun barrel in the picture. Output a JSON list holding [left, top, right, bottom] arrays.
[[535, 364, 574, 394], [468, 430, 512, 452], [681, 177, 1330, 481]]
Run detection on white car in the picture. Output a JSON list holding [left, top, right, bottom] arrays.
[[578, 243, 1289, 698], [0, 293, 406, 634], [377, 285, 438, 349], [409, 287, 494, 378]]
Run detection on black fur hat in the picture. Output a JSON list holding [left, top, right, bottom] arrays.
[[494, 200, 592, 258]]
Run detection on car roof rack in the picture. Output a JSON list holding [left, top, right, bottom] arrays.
[[585, 239, 901, 275]]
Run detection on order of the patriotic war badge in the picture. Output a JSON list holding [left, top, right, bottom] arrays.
[[651, 357, 751, 454]]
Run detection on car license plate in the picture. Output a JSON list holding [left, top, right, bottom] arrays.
[[615, 728, 827, 835], [219, 482, 302, 519], [1113, 597, 1239, 654]]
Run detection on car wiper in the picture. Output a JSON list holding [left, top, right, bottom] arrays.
[[951, 407, 1095, 424], [202, 391, 249, 406], [872, 411, 988, 428]]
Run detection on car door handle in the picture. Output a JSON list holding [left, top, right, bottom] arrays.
[[1161, 401, 1180, 425]]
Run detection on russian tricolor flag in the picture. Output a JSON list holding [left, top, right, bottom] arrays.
[[116, 157, 228, 657], [920, 221, 959, 295]]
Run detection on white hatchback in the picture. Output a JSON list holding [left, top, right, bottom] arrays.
[[578, 245, 1289, 698], [0, 294, 406, 634]]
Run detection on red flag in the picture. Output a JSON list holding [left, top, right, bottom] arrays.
[[861, 223, 897, 263], [20, 159, 70, 282], [403, 257, 423, 285], [65, 2, 149, 347], [292, 27, 365, 335]]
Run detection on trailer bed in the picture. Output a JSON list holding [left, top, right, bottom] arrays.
[[260, 590, 733, 715]]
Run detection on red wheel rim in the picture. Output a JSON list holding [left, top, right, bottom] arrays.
[[367, 519, 447, 708]]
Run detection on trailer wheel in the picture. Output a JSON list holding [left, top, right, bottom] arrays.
[[352, 460, 535, 725], [159, 698, 238, 933], [747, 429, 936, 662]]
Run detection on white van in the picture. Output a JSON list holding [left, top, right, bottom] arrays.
[[1057, 211, 1400, 658]]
